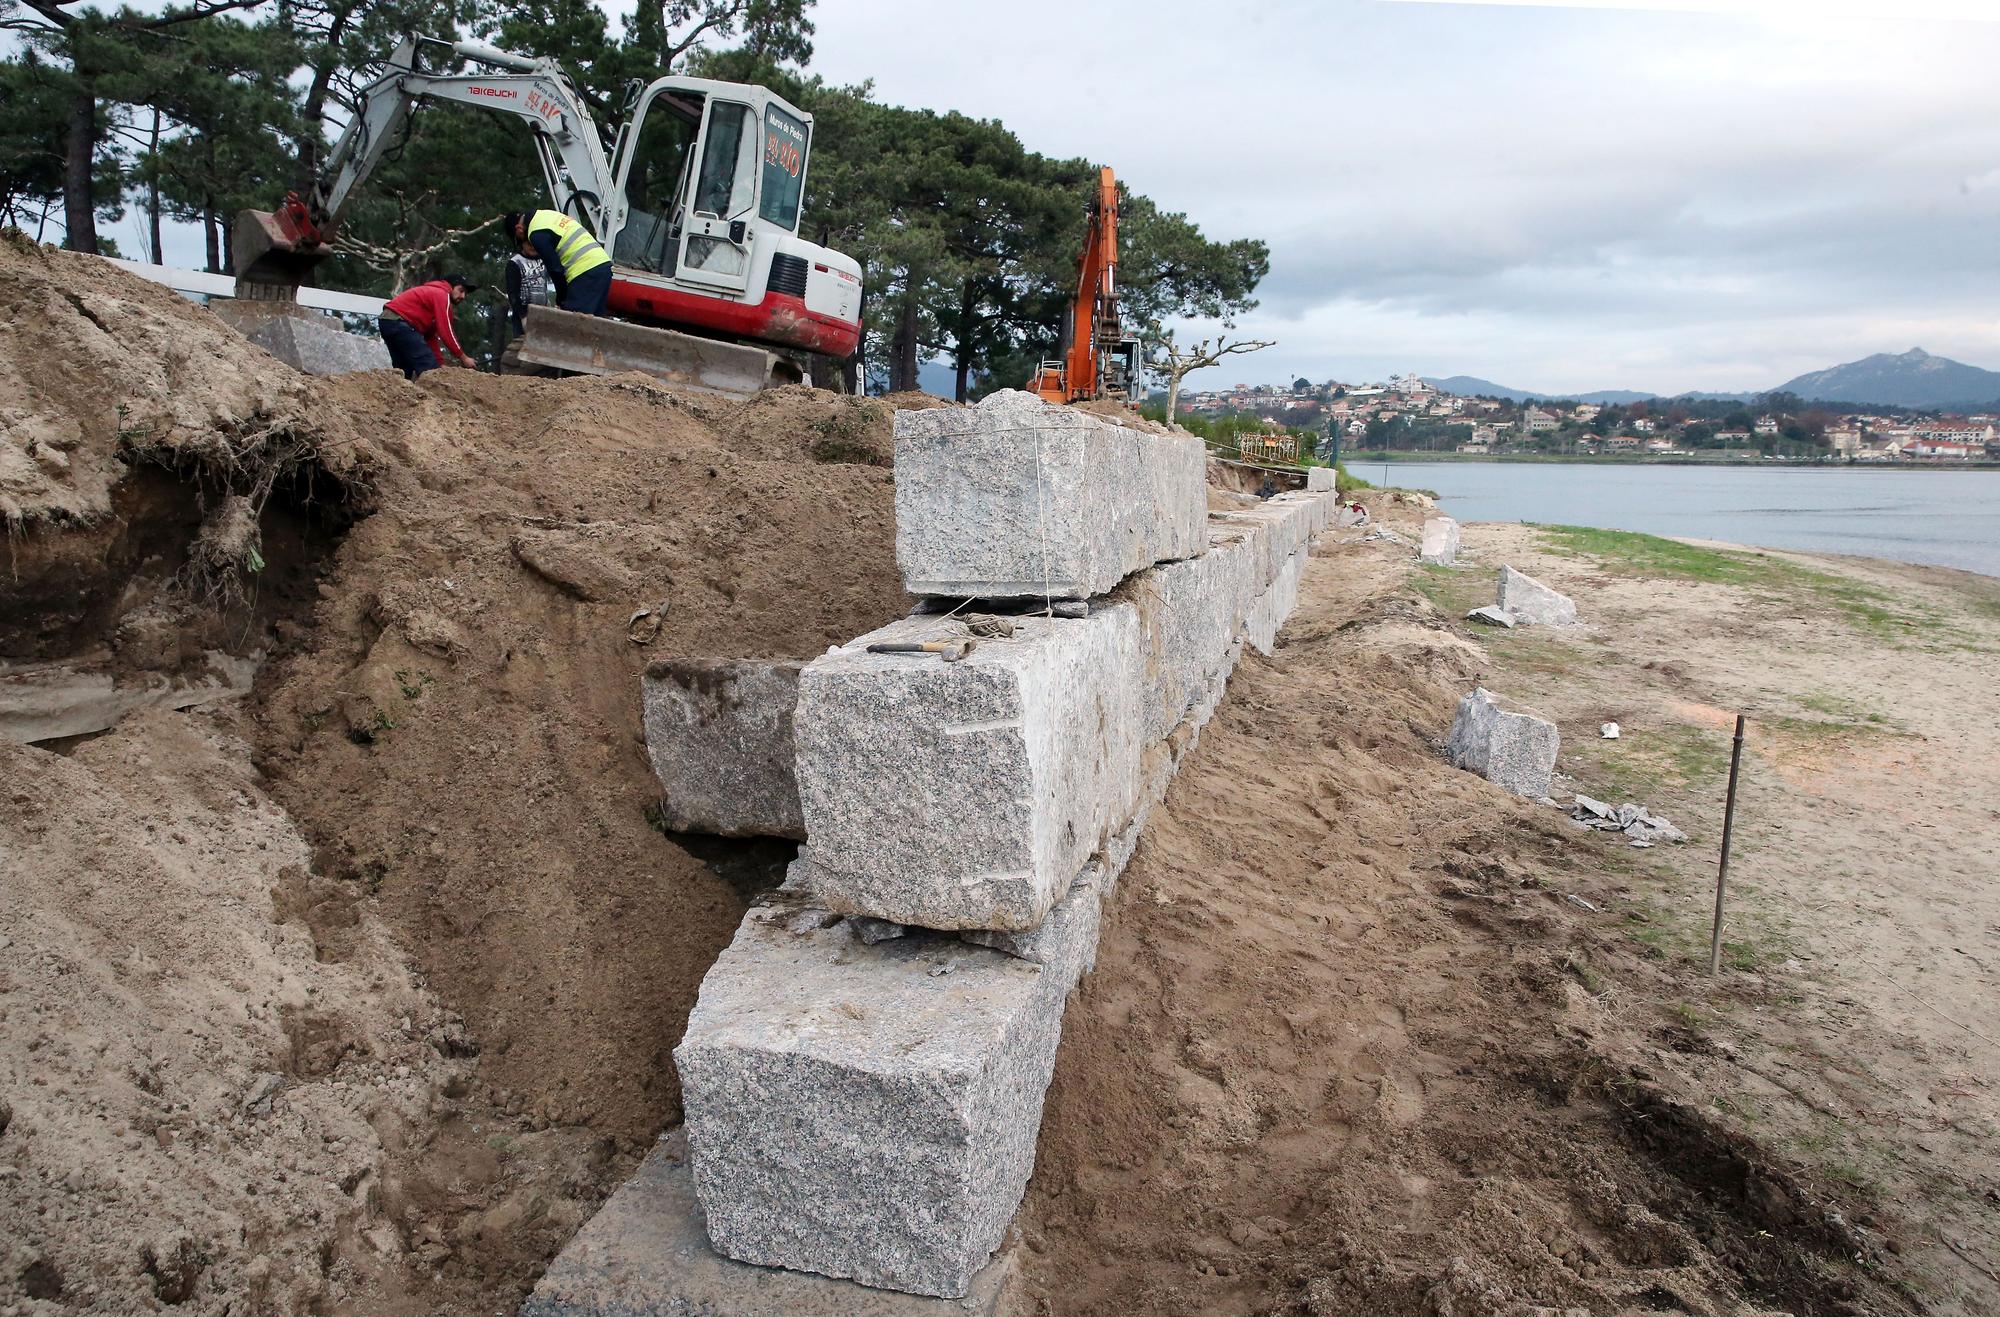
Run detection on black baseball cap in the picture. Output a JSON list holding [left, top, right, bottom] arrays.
[[500, 211, 526, 237], [443, 274, 480, 291]]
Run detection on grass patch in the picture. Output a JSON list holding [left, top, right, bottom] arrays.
[[1795, 692, 1881, 723], [1568, 723, 1730, 803], [1488, 630, 1588, 675], [1531, 523, 1954, 643], [1534, 524, 1775, 586], [1411, 563, 1489, 618], [1670, 1000, 1710, 1029], [1767, 715, 1903, 745]]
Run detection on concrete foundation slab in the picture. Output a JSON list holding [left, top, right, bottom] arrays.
[[674, 891, 1096, 1298], [1447, 687, 1560, 799], [641, 658, 805, 839], [523, 1129, 1020, 1317], [892, 390, 1206, 601]]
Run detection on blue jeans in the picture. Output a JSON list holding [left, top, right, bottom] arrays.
[[561, 265, 612, 316], [380, 316, 438, 379]]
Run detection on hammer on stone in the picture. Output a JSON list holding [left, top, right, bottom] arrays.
[[865, 638, 975, 663]]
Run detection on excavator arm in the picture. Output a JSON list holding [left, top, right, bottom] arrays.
[[1031, 166, 1130, 404], [235, 35, 613, 286]]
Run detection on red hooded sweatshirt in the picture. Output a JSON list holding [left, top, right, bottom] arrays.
[[382, 281, 466, 360]]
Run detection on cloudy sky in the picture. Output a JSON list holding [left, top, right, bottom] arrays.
[[805, 0, 2000, 393]]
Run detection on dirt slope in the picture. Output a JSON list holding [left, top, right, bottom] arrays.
[[0, 711, 456, 1313]]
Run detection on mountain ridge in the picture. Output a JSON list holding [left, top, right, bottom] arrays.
[[1421, 347, 2000, 409], [1774, 348, 2000, 410]]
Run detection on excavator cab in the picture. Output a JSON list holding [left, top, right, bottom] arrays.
[[599, 77, 822, 319]]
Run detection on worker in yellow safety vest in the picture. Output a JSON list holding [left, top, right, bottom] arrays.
[[502, 209, 612, 316]]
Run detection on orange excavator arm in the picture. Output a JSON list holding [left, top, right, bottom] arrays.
[[1031, 166, 1121, 403]]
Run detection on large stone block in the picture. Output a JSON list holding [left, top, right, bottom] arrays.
[[1306, 465, 1336, 492], [1420, 516, 1460, 566], [213, 302, 390, 376], [1118, 523, 1262, 747], [792, 607, 1145, 931], [674, 890, 1097, 1298], [523, 1129, 1020, 1316], [1497, 565, 1577, 626], [892, 390, 1206, 601], [1447, 687, 1560, 799], [641, 658, 804, 839], [1245, 548, 1306, 656]]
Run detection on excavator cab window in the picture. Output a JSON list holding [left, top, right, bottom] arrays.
[[614, 92, 703, 274], [758, 106, 808, 232], [692, 102, 756, 220]]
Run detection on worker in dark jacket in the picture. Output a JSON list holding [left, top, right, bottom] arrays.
[[503, 209, 612, 316], [377, 274, 476, 379], [504, 249, 551, 335]]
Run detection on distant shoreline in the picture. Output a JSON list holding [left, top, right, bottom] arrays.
[[1340, 450, 2000, 471]]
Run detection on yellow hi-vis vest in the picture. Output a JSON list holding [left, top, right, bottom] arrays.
[[527, 210, 610, 280]]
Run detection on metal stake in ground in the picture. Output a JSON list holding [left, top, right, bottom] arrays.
[[1708, 713, 1747, 976]]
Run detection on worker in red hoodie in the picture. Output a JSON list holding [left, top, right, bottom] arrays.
[[377, 274, 477, 379]]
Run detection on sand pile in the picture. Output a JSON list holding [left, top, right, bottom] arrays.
[[0, 239, 918, 1313], [0, 712, 457, 1313]]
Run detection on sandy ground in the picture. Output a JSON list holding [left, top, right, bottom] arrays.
[[1012, 502, 1997, 1315], [1442, 522, 2000, 1314]]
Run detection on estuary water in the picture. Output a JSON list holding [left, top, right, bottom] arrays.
[[1369, 462, 2000, 578]]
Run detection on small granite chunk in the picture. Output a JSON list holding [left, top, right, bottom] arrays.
[[641, 658, 804, 838]]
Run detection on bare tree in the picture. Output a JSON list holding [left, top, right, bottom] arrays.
[[333, 206, 496, 292], [1151, 331, 1276, 423]]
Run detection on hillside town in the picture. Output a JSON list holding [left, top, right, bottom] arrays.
[[1179, 373, 2000, 462]]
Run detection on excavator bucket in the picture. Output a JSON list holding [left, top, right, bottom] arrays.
[[511, 305, 802, 398], [232, 208, 332, 288]]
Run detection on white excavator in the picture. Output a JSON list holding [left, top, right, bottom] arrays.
[[234, 34, 864, 395]]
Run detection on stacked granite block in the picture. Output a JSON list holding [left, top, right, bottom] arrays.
[[892, 389, 1207, 600], [650, 392, 1339, 1302]]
